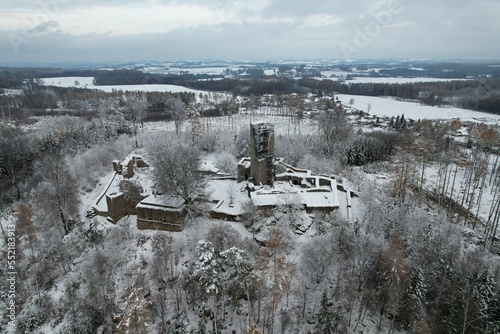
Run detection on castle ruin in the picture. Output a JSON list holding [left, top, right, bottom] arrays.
[[238, 122, 275, 185]]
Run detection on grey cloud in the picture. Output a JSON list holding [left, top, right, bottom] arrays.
[[1, 0, 500, 64], [28, 20, 60, 34], [264, 0, 328, 15], [2, 18, 499, 66], [3, 0, 242, 11], [0, 22, 329, 64]]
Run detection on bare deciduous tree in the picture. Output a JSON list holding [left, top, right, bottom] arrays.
[[166, 97, 186, 135], [215, 151, 238, 177], [149, 138, 204, 206], [316, 107, 352, 155], [0, 125, 34, 200], [81, 250, 117, 331], [34, 153, 78, 235], [124, 93, 147, 148]]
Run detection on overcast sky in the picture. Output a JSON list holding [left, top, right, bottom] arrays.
[[1, 0, 499, 65]]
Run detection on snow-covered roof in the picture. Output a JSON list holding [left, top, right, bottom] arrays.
[[137, 194, 185, 211], [250, 180, 339, 209], [199, 162, 219, 174], [238, 157, 251, 168], [301, 190, 337, 208], [251, 189, 289, 207]]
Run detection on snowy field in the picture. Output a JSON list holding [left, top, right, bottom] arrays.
[[41, 76, 209, 95], [336, 93, 500, 123]]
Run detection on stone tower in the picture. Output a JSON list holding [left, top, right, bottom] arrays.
[[249, 122, 275, 185]]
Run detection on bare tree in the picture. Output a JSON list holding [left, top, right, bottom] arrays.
[[97, 97, 117, 125], [15, 202, 42, 302], [215, 152, 238, 177], [34, 153, 78, 235], [0, 125, 34, 200], [348, 98, 355, 109], [166, 97, 186, 135], [206, 223, 241, 254], [81, 250, 117, 331], [124, 93, 147, 148], [373, 228, 411, 332], [390, 149, 414, 203], [316, 107, 352, 155], [149, 138, 204, 205]]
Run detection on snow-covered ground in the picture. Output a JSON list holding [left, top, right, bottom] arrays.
[[40, 76, 210, 95], [336, 93, 500, 123]]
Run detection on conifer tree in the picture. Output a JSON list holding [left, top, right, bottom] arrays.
[[316, 291, 340, 334]]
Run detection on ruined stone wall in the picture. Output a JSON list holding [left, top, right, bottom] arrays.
[[318, 178, 333, 187], [136, 207, 186, 231], [249, 159, 266, 185], [134, 156, 149, 168], [137, 219, 184, 232], [105, 194, 138, 222], [209, 211, 240, 222], [305, 206, 337, 214], [112, 160, 122, 173], [124, 159, 135, 178], [267, 131, 275, 155], [237, 162, 251, 183], [105, 179, 146, 223]]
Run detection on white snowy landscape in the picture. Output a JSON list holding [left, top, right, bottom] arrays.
[[2, 70, 500, 333], [2, 0, 500, 331]]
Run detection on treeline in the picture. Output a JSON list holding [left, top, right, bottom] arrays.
[[93, 69, 221, 86], [379, 62, 500, 78], [342, 61, 500, 78]]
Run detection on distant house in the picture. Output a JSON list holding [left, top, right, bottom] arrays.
[[0, 89, 23, 96], [418, 91, 431, 99]]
